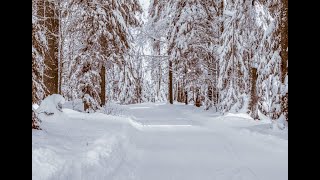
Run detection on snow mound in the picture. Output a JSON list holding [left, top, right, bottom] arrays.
[[272, 114, 287, 131], [258, 110, 288, 130], [63, 99, 84, 112], [36, 94, 65, 115], [32, 147, 66, 180], [32, 108, 140, 180], [32, 103, 39, 110], [36, 94, 66, 121]]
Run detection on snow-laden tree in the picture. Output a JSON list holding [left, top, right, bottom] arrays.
[[218, 0, 251, 113], [166, 0, 218, 106], [145, 0, 170, 102], [32, 0, 288, 128], [253, 0, 282, 120], [63, 0, 142, 111], [32, 0, 49, 129]]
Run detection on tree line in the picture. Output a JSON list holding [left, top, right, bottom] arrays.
[[32, 0, 288, 129], [147, 0, 287, 121]]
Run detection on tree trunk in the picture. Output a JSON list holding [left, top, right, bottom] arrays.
[[177, 82, 183, 102], [195, 90, 201, 107], [58, 1, 63, 95], [185, 91, 188, 105], [32, 0, 43, 129], [249, 67, 259, 119], [168, 60, 173, 104], [43, 0, 59, 95], [100, 64, 106, 106], [157, 40, 161, 101], [220, 0, 224, 44], [158, 62, 161, 100], [84, 102, 90, 112], [208, 85, 213, 101], [280, 0, 288, 121], [178, 82, 184, 103]]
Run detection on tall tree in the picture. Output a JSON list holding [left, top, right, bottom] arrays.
[[255, 0, 283, 120], [64, 0, 141, 111], [166, 0, 217, 106], [280, 0, 288, 121], [148, 0, 169, 102], [218, 0, 250, 113], [43, 0, 59, 95], [32, 0, 49, 129], [31, 0, 62, 128]]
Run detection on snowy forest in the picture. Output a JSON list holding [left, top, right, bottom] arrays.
[[32, 0, 287, 179], [32, 0, 288, 129]]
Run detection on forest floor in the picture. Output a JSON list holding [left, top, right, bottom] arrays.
[[32, 102, 288, 180]]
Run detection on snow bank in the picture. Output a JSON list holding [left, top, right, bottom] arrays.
[[33, 103, 287, 180], [62, 99, 84, 112], [63, 100, 127, 116], [32, 133, 131, 180], [258, 110, 288, 130], [99, 102, 126, 116], [80, 134, 130, 179], [275, 114, 287, 130], [36, 94, 65, 116], [35, 94, 67, 124], [245, 123, 288, 141], [32, 147, 66, 180], [225, 112, 253, 120], [32, 106, 140, 180]]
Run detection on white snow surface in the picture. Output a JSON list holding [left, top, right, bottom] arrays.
[[32, 102, 288, 180], [36, 94, 65, 117]]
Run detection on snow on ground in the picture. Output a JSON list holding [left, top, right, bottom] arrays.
[[32, 102, 287, 180]]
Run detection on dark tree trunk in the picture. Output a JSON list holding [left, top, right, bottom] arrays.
[[185, 91, 188, 105], [168, 60, 173, 104], [43, 0, 59, 95], [220, 0, 224, 43], [280, 0, 288, 121], [195, 91, 201, 107], [100, 64, 106, 106]]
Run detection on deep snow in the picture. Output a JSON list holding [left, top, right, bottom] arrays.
[[32, 102, 287, 180]]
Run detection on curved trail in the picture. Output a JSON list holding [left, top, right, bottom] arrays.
[[32, 103, 287, 180], [121, 103, 287, 180]]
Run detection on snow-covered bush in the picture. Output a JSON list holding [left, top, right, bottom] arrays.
[[274, 114, 287, 130], [36, 94, 65, 120]]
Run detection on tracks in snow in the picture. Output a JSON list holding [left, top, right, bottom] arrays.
[[33, 103, 287, 180]]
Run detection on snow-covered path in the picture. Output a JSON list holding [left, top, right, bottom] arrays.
[[32, 103, 288, 180], [124, 103, 287, 180]]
